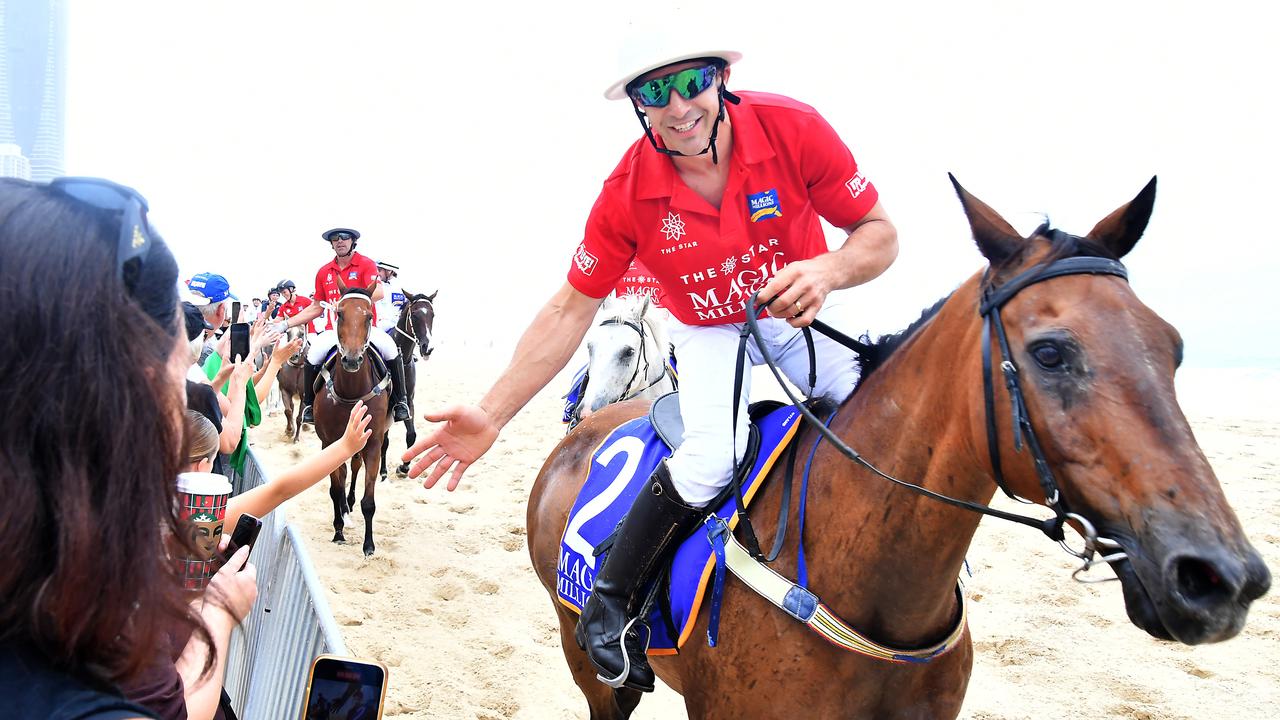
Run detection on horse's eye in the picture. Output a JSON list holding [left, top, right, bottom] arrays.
[[620, 347, 635, 360], [1030, 342, 1064, 369]]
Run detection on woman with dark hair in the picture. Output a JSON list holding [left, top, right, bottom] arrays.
[[0, 177, 254, 719]]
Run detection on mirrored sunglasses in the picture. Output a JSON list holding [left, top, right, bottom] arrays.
[[630, 64, 719, 108]]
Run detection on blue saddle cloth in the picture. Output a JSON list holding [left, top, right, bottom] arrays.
[[556, 404, 802, 653]]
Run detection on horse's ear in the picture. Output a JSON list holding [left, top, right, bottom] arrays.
[[365, 280, 378, 295], [1087, 176, 1156, 259], [336, 274, 349, 294], [949, 173, 1022, 267], [427, 290, 438, 302]]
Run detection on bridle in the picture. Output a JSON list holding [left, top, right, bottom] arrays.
[[740, 248, 1131, 580], [393, 297, 434, 359], [595, 314, 673, 406], [319, 292, 389, 403]]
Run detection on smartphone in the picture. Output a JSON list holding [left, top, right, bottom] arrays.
[[300, 655, 388, 720], [230, 301, 242, 324], [221, 513, 262, 562], [229, 322, 250, 362]]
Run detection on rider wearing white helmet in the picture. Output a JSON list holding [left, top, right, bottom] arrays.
[[373, 260, 406, 335], [403, 36, 898, 692], [274, 228, 412, 424]]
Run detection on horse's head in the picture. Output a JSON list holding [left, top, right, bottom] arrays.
[[286, 326, 308, 364], [952, 175, 1270, 644], [581, 293, 666, 419], [402, 289, 437, 360], [333, 278, 376, 373]]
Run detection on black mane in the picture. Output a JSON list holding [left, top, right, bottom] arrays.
[[851, 222, 1118, 391]]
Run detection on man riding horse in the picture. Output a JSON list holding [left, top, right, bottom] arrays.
[[373, 260, 407, 341], [274, 228, 411, 424], [403, 36, 898, 692]]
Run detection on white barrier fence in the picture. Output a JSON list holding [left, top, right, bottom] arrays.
[[223, 449, 346, 719]]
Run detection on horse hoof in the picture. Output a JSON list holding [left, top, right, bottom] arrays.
[[396, 463, 410, 477], [332, 533, 344, 543], [364, 545, 375, 557]]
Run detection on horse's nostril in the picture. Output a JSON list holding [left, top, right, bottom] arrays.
[[1173, 556, 1234, 607]]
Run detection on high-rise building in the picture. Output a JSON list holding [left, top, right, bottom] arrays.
[[0, 0, 66, 181]]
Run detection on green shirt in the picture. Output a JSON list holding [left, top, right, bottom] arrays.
[[201, 353, 262, 473]]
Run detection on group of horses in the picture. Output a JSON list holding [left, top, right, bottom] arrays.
[[285, 178, 1269, 718], [276, 284, 436, 557]]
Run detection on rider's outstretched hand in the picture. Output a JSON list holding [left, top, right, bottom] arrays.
[[402, 404, 499, 491]]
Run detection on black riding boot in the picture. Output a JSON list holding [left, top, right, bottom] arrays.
[[300, 362, 320, 424], [574, 462, 703, 692], [388, 355, 410, 422]]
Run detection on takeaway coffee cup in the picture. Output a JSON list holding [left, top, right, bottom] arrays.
[[176, 472, 233, 591]]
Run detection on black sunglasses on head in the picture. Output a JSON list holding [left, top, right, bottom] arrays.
[[50, 177, 153, 291]]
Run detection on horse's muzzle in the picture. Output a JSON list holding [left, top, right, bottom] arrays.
[[1112, 531, 1270, 644], [341, 354, 364, 373]]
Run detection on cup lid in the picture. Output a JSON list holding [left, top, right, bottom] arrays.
[[176, 472, 232, 496]]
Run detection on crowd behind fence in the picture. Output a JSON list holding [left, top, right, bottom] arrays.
[[223, 448, 347, 719]]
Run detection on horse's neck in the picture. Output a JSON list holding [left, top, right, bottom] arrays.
[[802, 281, 993, 645]]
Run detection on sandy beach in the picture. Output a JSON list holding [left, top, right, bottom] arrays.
[[249, 352, 1279, 719]]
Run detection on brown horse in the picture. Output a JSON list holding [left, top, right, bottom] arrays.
[[276, 325, 309, 442], [526, 177, 1271, 719], [314, 281, 392, 556], [382, 290, 437, 479]]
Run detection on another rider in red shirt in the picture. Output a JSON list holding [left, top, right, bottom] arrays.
[[402, 42, 898, 691], [275, 279, 317, 334], [274, 228, 411, 424]]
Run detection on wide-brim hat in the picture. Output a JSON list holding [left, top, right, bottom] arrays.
[[604, 49, 742, 101], [376, 261, 399, 272], [322, 227, 361, 242]]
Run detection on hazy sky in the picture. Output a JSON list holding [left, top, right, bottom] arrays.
[[65, 1, 1279, 368]]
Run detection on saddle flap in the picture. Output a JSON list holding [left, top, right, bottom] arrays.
[[649, 392, 684, 450]]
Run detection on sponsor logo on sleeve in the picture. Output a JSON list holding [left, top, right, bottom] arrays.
[[573, 243, 598, 276], [747, 189, 782, 222], [846, 172, 869, 200]]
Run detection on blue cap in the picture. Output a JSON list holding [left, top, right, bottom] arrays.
[[187, 272, 238, 304]]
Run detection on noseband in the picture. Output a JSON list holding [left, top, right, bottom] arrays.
[[742, 248, 1131, 577]]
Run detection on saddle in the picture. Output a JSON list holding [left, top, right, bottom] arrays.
[[315, 348, 390, 401], [556, 391, 803, 652]]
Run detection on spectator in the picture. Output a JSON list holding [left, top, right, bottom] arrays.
[[187, 272, 236, 364], [0, 176, 253, 719], [242, 298, 259, 323]]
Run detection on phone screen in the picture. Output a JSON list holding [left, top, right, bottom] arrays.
[[301, 655, 387, 720], [229, 322, 250, 362]]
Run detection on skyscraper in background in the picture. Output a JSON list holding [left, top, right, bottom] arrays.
[[0, 0, 65, 181]]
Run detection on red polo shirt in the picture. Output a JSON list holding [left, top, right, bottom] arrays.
[[312, 251, 381, 330], [279, 295, 317, 334], [567, 91, 879, 325], [615, 258, 664, 307]]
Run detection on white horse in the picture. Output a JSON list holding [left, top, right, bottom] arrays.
[[573, 293, 676, 427]]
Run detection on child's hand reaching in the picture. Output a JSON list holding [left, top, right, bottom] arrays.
[[339, 400, 373, 454]]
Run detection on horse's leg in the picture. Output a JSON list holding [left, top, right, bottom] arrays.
[[397, 364, 415, 476], [329, 464, 346, 543], [553, 603, 642, 720], [361, 440, 380, 557], [380, 433, 390, 482], [348, 452, 362, 512], [282, 389, 296, 440]]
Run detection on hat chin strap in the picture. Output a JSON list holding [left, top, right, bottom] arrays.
[[334, 241, 356, 259], [633, 84, 741, 165]]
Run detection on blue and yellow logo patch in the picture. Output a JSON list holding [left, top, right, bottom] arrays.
[[747, 189, 782, 222]]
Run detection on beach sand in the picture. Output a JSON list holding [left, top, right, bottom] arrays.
[[249, 353, 1279, 719]]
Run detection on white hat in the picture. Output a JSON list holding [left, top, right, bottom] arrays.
[[603, 27, 741, 101]]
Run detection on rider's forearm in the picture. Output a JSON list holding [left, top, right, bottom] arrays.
[[284, 304, 323, 328], [479, 287, 599, 430], [828, 202, 899, 290]]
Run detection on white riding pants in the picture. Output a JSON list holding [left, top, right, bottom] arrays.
[[306, 327, 400, 365], [665, 297, 861, 506]]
